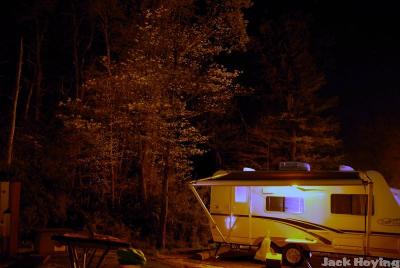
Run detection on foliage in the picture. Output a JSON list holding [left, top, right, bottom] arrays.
[[0, 0, 359, 250], [57, 0, 249, 248], [347, 114, 400, 188], [10, 125, 73, 237], [167, 181, 210, 248], [221, 13, 344, 170]]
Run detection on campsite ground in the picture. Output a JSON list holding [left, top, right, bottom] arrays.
[[3, 247, 389, 268], [40, 250, 266, 268], [38, 249, 368, 268]]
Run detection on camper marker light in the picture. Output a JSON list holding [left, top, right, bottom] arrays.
[[339, 165, 355, 171]]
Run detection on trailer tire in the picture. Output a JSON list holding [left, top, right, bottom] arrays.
[[282, 244, 304, 267]]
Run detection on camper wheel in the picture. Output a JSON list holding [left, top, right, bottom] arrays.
[[282, 244, 304, 267]]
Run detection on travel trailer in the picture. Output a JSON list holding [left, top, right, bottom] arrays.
[[189, 163, 400, 266]]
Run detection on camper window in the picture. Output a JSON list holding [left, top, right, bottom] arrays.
[[285, 197, 304, 213], [331, 194, 373, 215], [235, 186, 248, 203], [266, 196, 304, 213], [266, 196, 284, 212]]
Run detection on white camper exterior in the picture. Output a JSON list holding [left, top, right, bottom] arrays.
[[189, 169, 400, 265]]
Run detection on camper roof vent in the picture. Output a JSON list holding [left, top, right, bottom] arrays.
[[339, 165, 354, 171], [279, 162, 310, 171]]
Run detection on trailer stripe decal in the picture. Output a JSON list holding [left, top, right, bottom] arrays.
[[341, 230, 400, 236], [211, 213, 332, 245], [255, 216, 332, 245], [287, 218, 344, 233], [211, 213, 340, 232], [251, 215, 325, 230]]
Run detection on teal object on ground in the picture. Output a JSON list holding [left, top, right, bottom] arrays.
[[117, 248, 147, 266]]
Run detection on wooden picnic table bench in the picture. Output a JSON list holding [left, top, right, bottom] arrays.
[[52, 232, 130, 268]]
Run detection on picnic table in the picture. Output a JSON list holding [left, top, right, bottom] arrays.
[[52, 232, 130, 268]]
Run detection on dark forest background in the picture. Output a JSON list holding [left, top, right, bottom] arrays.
[[1, 0, 399, 248]]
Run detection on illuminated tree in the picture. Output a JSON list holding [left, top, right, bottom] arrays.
[[60, 0, 250, 247]]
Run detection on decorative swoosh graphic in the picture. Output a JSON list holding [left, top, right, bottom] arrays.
[[287, 218, 344, 233], [211, 213, 332, 244]]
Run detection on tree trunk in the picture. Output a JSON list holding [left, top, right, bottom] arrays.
[[72, 9, 80, 99], [138, 141, 150, 204], [34, 56, 42, 121], [111, 162, 116, 207], [34, 19, 44, 121], [103, 17, 112, 75], [215, 150, 222, 169], [138, 161, 148, 204], [266, 140, 270, 170], [157, 156, 169, 249], [24, 81, 34, 120], [109, 109, 116, 207], [79, 22, 94, 99], [6, 37, 24, 167], [290, 127, 297, 161]]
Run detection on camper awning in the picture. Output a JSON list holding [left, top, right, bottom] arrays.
[[190, 171, 365, 186]]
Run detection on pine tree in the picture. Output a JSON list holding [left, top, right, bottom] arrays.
[[234, 13, 343, 170]]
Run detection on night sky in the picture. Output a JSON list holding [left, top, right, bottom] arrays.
[[250, 0, 400, 125], [315, 1, 400, 179], [315, 1, 400, 122]]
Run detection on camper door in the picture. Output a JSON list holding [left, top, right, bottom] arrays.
[[232, 186, 250, 215], [210, 186, 251, 215], [230, 186, 251, 241]]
